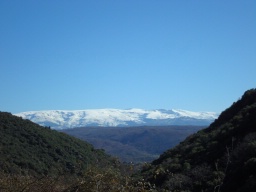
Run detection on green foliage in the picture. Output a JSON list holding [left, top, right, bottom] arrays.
[[0, 112, 117, 176], [138, 88, 256, 192]]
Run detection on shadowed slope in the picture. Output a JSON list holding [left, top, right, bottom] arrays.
[[138, 89, 256, 192]]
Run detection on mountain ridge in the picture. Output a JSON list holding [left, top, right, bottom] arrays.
[[15, 108, 218, 129]]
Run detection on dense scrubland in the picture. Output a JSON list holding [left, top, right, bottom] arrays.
[[137, 88, 256, 192]]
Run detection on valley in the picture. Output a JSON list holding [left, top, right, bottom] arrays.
[[62, 125, 204, 163]]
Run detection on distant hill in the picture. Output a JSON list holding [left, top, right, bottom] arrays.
[[62, 126, 204, 163], [15, 108, 218, 129], [0, 112, 116, 176], [137, 88, 256, 192]]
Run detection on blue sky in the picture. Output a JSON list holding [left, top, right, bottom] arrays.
[[0, 0, 255, 114]]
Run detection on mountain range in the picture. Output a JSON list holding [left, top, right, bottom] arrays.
[[15, 108, 218, 129]]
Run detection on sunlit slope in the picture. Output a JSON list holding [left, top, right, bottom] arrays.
[[0, 112, 116, 176]]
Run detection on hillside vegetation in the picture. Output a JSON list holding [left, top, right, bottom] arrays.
[[0, 112, 117, 176], [138, 88, 256, 192], [0, 112, 141, 191]]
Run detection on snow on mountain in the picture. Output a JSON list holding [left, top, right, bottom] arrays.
[[14, 108, 218, 129]]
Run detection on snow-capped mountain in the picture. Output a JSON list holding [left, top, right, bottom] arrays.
[[14, 109, 218, 129]]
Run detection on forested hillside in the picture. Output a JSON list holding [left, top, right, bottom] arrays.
[[0, 112, 138, 191], [0, 112, 117, 176], [138, 88, 256, 192]]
